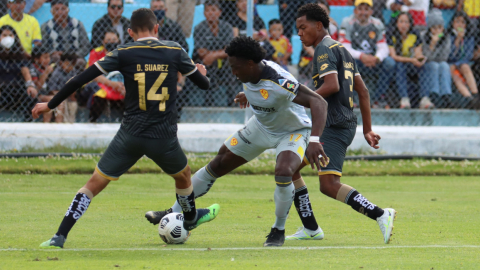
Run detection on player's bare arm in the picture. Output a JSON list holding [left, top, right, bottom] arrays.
[[315, 72, 339, 98], [292, 84, 328, 170], [32, 64, 104, 118], [354, 75, 381, 149]]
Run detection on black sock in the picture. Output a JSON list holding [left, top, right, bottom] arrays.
[[56, 193, 91, 238], [346, 190, 384, 220], [293, 186, 318, 231], [176, 191, 197, 221]]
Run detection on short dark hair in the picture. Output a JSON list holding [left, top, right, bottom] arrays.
[[225, 36, 265, 63], [108, 0, 123, 8], [60, 52, 78, 63], [104, 28, 120, 40], [31, 45, 49, 59], [268, 19, 282, 27], [50, 0, 68, 7], [130, 8, 157, 33], [296, 3, 329, 29], [204, 0, 221, 10]]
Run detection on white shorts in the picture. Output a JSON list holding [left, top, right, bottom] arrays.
[[224, 117, 310, 162]]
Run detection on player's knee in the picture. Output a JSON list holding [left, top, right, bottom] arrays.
[[274, 166, 295, 177], [85, 172, 111, 197]]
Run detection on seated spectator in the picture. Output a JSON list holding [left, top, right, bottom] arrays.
[[448, 11, 479, 106], [268, 19, 291, 70], [164, 0, 196, 38], [228, 0, 274, 59], [457, 0, 480, 43], [0, 25, 37, 121], [30, 45, 64, 122], [372, 0, 386, 24], [91, 0, 132, 48], [339, 0, 395, 109], [41, 0, 90, 59], [87, 29, 125, 123], [0, 0, 41, 55], [48, 53, 78, 122], [228, 0, 266, 37], [279, 0, 311, 39], [151, 0, 188, 51], [386, 0, 429, 27], [193, 0, 234, 106], [421, 9, 452, 108], [387, 12, 431, 109]]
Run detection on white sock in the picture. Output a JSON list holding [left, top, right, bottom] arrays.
[[272, 182, 294, 230], [171, 165, 217, 212]]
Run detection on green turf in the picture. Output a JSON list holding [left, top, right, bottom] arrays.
[[2, 155, 480, 176], [1, 174, 479, 269]]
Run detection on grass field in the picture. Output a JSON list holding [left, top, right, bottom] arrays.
[[1, 173, 480, 269]]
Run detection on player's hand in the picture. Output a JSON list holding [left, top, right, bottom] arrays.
[[234, 92, 249, 109], [196, 63, 207, 76], [27, 86, 38, 98], [31, 102, 51, 119], [364, 130, 381, 149], [306, 142, 328, 171]]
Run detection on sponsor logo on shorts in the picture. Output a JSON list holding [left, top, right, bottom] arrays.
[[320, 64, 328, 71], [238, 130, 251, 144], [230, 138, 238, 146], [260, 89, 269, 100]]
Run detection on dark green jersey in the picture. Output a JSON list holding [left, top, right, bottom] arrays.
[[95, 38, 196, 139], [312, 36, 358, 129]]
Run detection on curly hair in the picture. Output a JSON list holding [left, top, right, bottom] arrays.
[[296, 3, 329, 30], [225, 36, 265, 63]]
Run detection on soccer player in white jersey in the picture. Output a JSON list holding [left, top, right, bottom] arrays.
[[146, 36, 329, 247]]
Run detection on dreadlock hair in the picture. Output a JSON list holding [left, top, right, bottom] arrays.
[[225, 36, 265, 63]]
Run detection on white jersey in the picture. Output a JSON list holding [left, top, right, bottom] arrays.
[[243, 60, 312, 135]]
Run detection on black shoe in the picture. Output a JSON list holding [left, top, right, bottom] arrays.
[[145, 208, 173, 225], [263, 228, 285, 247]]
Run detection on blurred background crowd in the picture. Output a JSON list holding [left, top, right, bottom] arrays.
[[0, 0, 479, 123]]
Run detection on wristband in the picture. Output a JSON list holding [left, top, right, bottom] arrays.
[[25, 80, 35, 88], [309, 136, 320, 143]]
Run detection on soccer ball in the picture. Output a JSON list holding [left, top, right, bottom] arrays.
[[158, 213, 191, 244]]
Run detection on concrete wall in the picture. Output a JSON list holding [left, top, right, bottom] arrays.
[[1, 123, 479, 157]]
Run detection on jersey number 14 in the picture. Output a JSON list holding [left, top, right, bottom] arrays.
[[134, 72, 170, 111]]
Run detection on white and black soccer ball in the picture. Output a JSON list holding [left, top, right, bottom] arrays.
[[158, 213, 190, 244]]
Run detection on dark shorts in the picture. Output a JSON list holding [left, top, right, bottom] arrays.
[[305, 127, 356, 177], [96, 128, 188, 180]]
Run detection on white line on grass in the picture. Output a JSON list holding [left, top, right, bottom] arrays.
[[1, 245, 479, 252]]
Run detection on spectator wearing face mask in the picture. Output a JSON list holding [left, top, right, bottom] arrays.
[[0, 25, 37, 121], [151, 0, 188, 52], [87, 29, 125, 123]]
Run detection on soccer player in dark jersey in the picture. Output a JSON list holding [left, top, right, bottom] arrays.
[[284, 3, 396, 244], [32, 8, 220, 249]]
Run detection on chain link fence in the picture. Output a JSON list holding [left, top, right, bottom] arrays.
[[0, 0, 479, 125]]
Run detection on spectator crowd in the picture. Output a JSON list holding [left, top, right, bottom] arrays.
[[0, 0, 479, 123]]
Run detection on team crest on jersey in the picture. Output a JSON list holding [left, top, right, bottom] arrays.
[[320, 64, 328, 71], [260, 89, 269, 100], [368, 31, 376, 40], [230, 138, 238, 146]]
